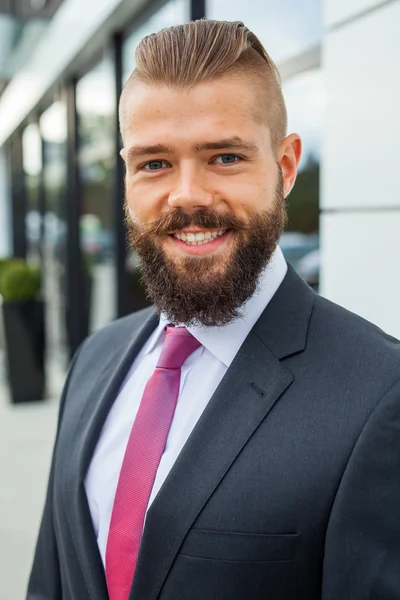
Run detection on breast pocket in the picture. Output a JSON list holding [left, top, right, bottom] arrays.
[[179, 529, 299, 563]]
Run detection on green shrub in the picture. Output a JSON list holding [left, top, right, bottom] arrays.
[[0, 260, 41, 303], [0, 257, 25, 281], [0, 258, 11, 274]]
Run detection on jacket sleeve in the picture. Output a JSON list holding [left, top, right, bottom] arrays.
[[26, 343, 85, 599], [322, 377, 400, 599]]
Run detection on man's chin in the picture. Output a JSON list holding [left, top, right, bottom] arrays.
[[164, 253, 232, 285]]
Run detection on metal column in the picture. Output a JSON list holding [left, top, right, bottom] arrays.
[[10, 131, 27, 259], [190, 0, 206, 20], [113, 32, 131, 318], [65, 79, 86, 358]]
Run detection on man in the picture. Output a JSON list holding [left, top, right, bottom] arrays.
[[27, 19, 400, 600]]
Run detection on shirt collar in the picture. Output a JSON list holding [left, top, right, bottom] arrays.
[[144, 245, 287, 367]]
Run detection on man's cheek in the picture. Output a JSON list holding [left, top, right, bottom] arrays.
[[127, 205, 135, 220], [126, 204, 145, 225]]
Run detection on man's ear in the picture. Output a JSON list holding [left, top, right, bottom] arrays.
[[279, 133, 302, 198]]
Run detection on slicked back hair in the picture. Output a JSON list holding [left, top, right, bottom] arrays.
[[120, 19, 287, 152]]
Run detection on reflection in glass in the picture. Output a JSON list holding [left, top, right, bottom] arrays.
[[208, 0, 322, 64], [40, 100, 68, 365], [281, 69, 324, 290], [284, 69, 324, 170], [22, 123, 42, 265], [77, 57, 117, 334]]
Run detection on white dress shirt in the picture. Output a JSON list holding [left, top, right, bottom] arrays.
[[84, 246, 287, 566]]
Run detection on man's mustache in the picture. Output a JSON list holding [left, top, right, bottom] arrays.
[[133, 208, 247, 237]]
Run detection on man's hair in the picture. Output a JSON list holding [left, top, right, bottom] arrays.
[[120, 19, 287, 152]]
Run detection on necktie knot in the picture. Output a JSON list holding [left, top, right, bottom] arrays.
[[156, 326, 201, 370]]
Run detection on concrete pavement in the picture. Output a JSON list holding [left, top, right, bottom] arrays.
[[0, 357, 65, 600]]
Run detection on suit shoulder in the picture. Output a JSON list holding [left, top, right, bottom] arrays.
[[80, 305, 156, 354], [311, 293, 400, 360], [290, 293, 400, 411]]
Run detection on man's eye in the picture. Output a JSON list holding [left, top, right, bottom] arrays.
[[142, 160, 168, 171], [213, 154, 241, 164]]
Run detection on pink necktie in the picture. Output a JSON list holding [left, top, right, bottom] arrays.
[[105, 326, 201, 600]]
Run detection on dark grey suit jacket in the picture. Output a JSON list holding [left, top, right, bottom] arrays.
[[27, 266, 400, 599]]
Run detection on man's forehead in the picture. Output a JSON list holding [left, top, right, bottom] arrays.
[[120, 75, 263, 123], [120, 76, 273, 152]]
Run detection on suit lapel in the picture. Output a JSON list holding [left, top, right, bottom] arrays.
[[130, 267, 315, 600], [63, 308, 159, 600]]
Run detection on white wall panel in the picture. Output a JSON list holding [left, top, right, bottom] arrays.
[[321, 0, 400, 211], [325, 0, 391, 28], [320, 211, 400, 339]]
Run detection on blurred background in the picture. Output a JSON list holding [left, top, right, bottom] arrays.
[[0, 0, 399, 597]]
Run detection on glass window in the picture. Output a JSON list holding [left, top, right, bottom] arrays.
[[207, 0, 322, 64], [76, 56, 117, 334], [0, 146, 11, 257], [40, 100, 68, 365], [123, 0, 189, 82], [281, 68, 324, 290], [22, 123, 43, 265], [284, 69, 324, 171]]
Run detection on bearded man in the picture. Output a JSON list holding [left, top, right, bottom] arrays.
[[27, 19, 400, 600]]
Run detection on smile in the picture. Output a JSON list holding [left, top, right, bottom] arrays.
[[173, 229, 227, 246], [168, 229, 232, 255]]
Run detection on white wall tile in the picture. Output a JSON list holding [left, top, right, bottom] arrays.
[[321, 1, 400, 342], [320, 211, 400, 339], [321, 0, 400, 211]]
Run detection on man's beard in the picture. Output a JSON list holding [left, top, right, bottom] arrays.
[[125, 175, 287, 327]]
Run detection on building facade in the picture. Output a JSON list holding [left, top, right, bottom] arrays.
[[321, 0, 400, 338], [0, 0, 398, 367]]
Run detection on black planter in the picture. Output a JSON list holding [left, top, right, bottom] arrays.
[[2, 299, 46, 403]]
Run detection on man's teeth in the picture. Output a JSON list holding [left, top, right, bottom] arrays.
[[173, 229, 227, 245]]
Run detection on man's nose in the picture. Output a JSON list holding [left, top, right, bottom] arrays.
[[168, 166, 214, 211]]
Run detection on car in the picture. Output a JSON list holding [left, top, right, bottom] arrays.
[[279, 232, 319, 270], [296, 248, 320, 291]]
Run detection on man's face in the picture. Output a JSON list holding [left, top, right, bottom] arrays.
[[121, 75, 301, 326]]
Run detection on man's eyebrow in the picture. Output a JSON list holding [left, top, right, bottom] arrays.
[[127, 144, 173, 161], [192, 138, 259, 153], [126, 137, 259, 162]]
